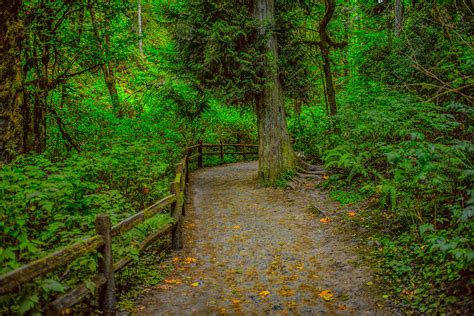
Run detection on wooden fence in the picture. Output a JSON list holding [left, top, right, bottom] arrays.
[[0, 142, 257, 315]]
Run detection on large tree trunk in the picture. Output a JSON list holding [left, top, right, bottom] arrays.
[[253, 0, 296, 185], [0, 0, 24, 161]]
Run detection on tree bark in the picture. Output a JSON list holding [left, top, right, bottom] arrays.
[[395, 0, 404, 36], [0, 0, 24, 161], [253, 0, 296, 185]]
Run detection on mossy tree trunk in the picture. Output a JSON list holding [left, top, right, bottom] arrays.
[[253, 0, 296, 185], [0, 0, 24, 161]]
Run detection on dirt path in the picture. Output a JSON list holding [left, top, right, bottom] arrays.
[[138, 162, 386, 315]]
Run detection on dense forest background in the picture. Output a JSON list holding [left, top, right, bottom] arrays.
[[0, 0, 473, 314]]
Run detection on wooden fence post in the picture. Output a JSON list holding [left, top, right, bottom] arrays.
[[220, 141, 224, 162], [95, 214, 116, 316], [198, 140, 203, 168], [243, 144, 247, 160], [185, 148, 190, 183], [170, 169, 183, 250]]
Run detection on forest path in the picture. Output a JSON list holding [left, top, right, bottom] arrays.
[[137, 161, 385, 315]]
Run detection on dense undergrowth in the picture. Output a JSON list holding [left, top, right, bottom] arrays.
[[289, 80, 473, 313], [1, 0, 472, 314]]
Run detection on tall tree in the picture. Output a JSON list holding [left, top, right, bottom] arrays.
[[169, 0, 306, 184], [0, 0, 24, 161], [315, 0, 347, 116], [253, 0, 296, 183]]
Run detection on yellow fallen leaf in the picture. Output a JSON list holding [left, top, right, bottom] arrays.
[[184, 257, 197, 264], [231, 299, 240, 304], [191, 282, 200, 287], [319, 290, 334, 301], [232, 225, 241, 229], [172, 257, 180, 263], [164, 279, 181, 284], [319, 217, 332, 223], [347, 211, 357, 217], [323, 175, 329, 180], [259, 290, 270, 297]]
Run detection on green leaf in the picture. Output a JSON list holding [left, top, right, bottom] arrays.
[[419, 223, 434, 236], [18, 294, 38, 315], [42, 279, 65, 293]]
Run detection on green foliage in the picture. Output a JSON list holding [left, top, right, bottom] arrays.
[[165, 0, 314, 105], [292, 80, 473, 312], [2, 0, 473, 314], [275, 170, 296, 188]]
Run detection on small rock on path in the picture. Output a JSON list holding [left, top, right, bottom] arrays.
[[138, 162, 386, 315]]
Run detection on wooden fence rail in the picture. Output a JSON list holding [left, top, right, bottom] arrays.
[[0, 142, 257, 315]]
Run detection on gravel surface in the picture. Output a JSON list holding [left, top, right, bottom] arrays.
[[138, 161, 389, 315]]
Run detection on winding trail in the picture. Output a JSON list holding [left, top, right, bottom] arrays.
[[138, 162, 386, 315]]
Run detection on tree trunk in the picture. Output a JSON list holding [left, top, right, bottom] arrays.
[[318, 0, 346, 116], [0, 0, 24, 161], [320, 41, 337, 115], [253, 0, 296, 185], [88, 0, 121, 117], [395, 0, 404, 36], [138, 0, 143, 55]]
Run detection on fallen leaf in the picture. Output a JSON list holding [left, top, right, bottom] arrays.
[[366, 281, 373, 286], [231, 299, 240, 304], [347, 211, 357, 217], [323, 175, 329, 180], [191, 282, 200, 287], [319, 290, 334, 301], [319, 217, 332, 223], [232, 225, 241, 229], [259, 290, 270, 297], [279, 288, 296, 297], [172, 257, 180, 264], [337, 305, 348, 311], [164, 279, 181, 284], [184, 257, 197, 264]]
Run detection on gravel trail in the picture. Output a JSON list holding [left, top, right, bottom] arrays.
[[138, 161, 387, 315]]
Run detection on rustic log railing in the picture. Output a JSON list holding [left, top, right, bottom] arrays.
[[0, 142, 257, 315]]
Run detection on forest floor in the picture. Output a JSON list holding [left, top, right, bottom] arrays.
[[135, 161, 394, 315]]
